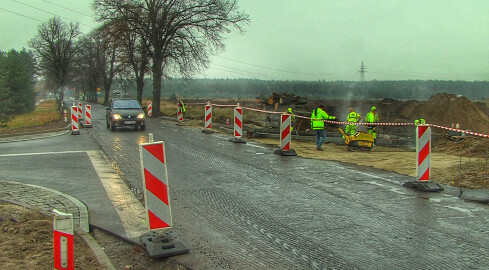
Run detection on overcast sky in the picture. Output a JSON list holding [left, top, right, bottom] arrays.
[[1, 0, 488, 81]]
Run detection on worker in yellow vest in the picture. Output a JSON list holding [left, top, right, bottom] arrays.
[[365, 106, 380, 143], [345, 107, 361, 136]]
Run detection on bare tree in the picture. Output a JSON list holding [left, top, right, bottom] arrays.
[[106, 20, 151, 104], [74, 35, 102, 103], [29, 17, 82, 103], [93, 0, 249, 116], [92, 26, 125, 105]]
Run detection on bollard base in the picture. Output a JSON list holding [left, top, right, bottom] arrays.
[[274, 149, 297, 156], [80, 122, 92, 128], [140, 231, 189, 259], [71, 130, 80, 135], [403, 181, 444, 192], [202, 129, 214, 134], [176, 122, 185, 126], [229, 137, 246, 143]]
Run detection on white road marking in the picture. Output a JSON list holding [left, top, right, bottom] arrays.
[[86, 150, 148, 239], [0, 150, 86, 157]]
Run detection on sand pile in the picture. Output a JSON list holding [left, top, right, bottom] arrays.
[[399, 94, 489, 135]]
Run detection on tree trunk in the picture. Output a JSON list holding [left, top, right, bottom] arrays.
[[104, 84, 110, 105], [152, 56, 163, 117], [136, 66, 145, 105]]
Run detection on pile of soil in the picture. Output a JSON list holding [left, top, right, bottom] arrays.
[[398, 94, 489, 135], [0, 203, 103, 269]]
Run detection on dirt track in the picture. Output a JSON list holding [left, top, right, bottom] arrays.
[[253, 137, 487, 189]]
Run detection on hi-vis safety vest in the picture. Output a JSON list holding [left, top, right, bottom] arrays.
[[366, 111, 379, 124], [347, 111, 361, 123], [179, 100, 186, 114], [310, 108, 335, 130]]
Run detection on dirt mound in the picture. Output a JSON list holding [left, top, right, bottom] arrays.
[[399, 94, 489, 135]]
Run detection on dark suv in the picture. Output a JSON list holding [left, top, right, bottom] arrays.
[[106, 99, 146, 131]]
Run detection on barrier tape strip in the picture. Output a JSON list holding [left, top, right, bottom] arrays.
[[183, 102, 489, 138], [428, 124, 489, 138]]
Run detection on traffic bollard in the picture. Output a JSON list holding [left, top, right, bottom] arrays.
[[230, 103, 246, 143], [53, 209, 74, 270], [71, 106, 80, 135]]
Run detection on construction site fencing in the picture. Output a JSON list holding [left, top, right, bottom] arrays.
[[184, 102, 489, 138]]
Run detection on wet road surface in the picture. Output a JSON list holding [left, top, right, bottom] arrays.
[[87, 103, 489, 269]]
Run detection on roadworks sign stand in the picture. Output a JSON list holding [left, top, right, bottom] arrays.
[[229, 104, 246, 143], [139, 136, 189, 258], [274, 114, 297, 156], [81, 104, 93, 128], [70, 106, 80, 135], [202, 102, 214, 134], [176, 103, 185, 126], [403, 124, 444, 192]]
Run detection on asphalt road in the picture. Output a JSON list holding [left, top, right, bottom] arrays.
[[87, 102, 489, 269], [2, 101, 489, 269]]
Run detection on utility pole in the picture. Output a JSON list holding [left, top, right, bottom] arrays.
[[359, 61, 366, 82]]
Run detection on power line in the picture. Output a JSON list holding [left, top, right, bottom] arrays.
[[9, 0, 93, 28], [210, 64, 278, 79], [216, 56, 358, 76], [0, 7, 43, 22], [368, 68, 483, 78], [39, 0, 94, 19]]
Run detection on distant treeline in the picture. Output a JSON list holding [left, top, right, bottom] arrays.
[[134, 79, 488, 101]]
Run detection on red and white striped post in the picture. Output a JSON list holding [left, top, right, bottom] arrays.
[[147, 101, 152, 117], [176, 103, 184, 125], [416, 124, 430, 181], [138, 137, 189, 258], [77, 102, 83, 120], [139, 140, 172, 230], [71, 106, 79, 135], [403, 124, 443, 191], [63, 109, 67, 123], [202, 101, 214, 133], [274, 114, 297, 156], [230, 103, 246, 143], [53, 209, 74, 270], [84, 104, 92, 128]]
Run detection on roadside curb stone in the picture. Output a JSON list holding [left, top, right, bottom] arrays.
[[0, 180, 115, 269], [0, 128, 70, 143]]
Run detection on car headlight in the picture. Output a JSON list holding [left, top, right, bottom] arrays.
[[137, 113, 145, 119], [113, 114, 122, 120]]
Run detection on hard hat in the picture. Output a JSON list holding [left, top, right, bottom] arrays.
[[371, 106, 377, 111]]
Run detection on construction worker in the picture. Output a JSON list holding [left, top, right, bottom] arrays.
[[365, 106, 380, 143], [414, 118, 426, 125], [178, 100, 186, 114], [345, 107, 361, 136], [310, 105, 336, 151], [284, 107, 296, 132]]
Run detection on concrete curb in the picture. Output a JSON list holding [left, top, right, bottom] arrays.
[[0, 127, 70, 143], [0, 180, 116, 269]]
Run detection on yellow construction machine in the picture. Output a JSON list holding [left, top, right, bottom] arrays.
[[338, 127, 374, 150]]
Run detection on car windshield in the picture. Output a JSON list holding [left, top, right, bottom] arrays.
[[113, 100, 140, 109]]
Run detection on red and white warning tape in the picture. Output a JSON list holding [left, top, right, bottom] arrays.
[[183, 102, 489, 138], [428, 124, 489, 138]]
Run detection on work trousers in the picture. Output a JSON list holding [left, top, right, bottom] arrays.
[[315, 129, 326, 149]]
